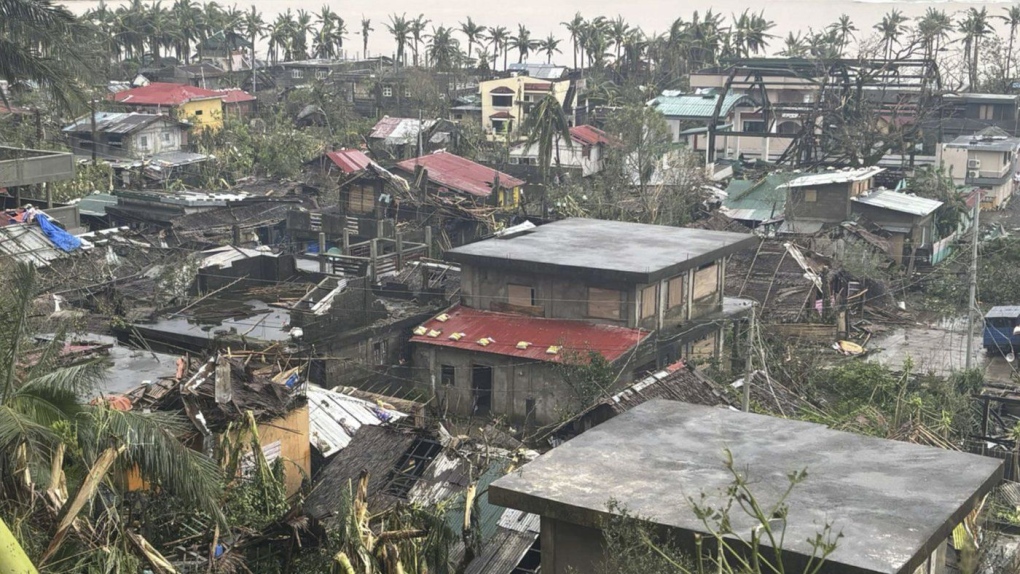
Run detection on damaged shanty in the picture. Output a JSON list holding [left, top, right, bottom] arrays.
[[125, 353, 310, 496]]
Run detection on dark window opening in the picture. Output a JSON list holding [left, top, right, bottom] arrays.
[[441, 364, 455, 386], [472, 365, 493, 416], [492, 95, 513, 107], [511, 537, 541, 573], [372, 340, 388, 365], [383, 438, 443, 498]]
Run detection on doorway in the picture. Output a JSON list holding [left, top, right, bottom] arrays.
[[471, 365, 493, 415]]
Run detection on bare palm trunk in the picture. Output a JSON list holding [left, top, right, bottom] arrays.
[[1008, 30, 1016, 84]]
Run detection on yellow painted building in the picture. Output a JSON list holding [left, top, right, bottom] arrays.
[[111, 82, 253, 132], [479, 76, 571, 142], [177, 97, 225, 131]]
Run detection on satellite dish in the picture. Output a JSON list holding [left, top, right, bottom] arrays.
[[1007, 352, 1015, 364]]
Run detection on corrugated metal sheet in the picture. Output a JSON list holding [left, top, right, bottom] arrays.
[[199, 246, 278, 269], [63, 112, 172, 135], [325, 149, 372, 174], [369, 116, 437, 143], [395, 151, 525, 197], [406, 452, 469, 506], [75, 193, 119, 217], [507, 63, 567, 79], [409, 304, 649, 363], [852, 189, 943, 216], [783, 167, 885, 188], [723, 173, 795, 223], [0, 222, 77, 267], [570, 125, 613, 146], [307, 385, 406, 458], [608, 362, 732, 412], [649, 92, 750, 119]]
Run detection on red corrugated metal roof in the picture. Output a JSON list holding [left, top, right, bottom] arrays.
[[112, 82, 254, 106], [570, 125, 614, 146], [395, 151, 525, 197], [489, 111, 513, 119], [326, 149, 372, 174], [523, 82, 552, 91], [490, 86, 515, 94], [409, 304, 649, 363]]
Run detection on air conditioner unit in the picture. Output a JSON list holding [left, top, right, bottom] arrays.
[[968, 170, 980, 179], [968, 159, 982, 169]]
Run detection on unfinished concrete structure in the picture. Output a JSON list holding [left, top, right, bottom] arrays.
[[409, 219, 756, 424], [490, 400, 1003, 574]]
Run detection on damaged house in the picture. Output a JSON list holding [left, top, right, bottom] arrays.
[[409, 218, 756, 425]]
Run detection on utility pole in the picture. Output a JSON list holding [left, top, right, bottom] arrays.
[[742, 304, 755, 412], [965, 196, 981, 370], [90, 98, 98, 165]]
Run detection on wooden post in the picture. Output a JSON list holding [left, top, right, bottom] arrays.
[[369, 238, 378, 282], [44, 184, 52, 209], [424, 226, 433, 259], [318, 232, 327, 273], [231, 224, 241, 245], [90, 99, 98, 165], [396, 232, 404, 271], [342, 228, 351, 254], [376, 218, 385, 239]]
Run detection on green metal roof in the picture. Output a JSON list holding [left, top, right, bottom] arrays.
[[75, 193, 118, 217], [722, 173, 796, 222], [649, 92, 751, 119]]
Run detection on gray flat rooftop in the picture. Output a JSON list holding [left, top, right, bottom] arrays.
[[489, 400, 1002, 574], [446, 218, 756, 283]]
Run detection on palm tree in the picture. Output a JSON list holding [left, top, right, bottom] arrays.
[[960, 7, 993, 88], [511, 24, 535, 63], [537, 33, 562, 64], [561, 12, 585, 69], [522, 93, 572, 183], [386, 13, 411, 65], [1, 0, 93, 108], [779, 31, 808, 58], [361, 16, 372, 58], [410, 13, 429, 67], [608, 16, 629, 62], [312, 5, 344, 59], [428, 25, 460, 71], [292, 8, 313, 59], [999, 6, 1020, 83], [917, 8, 953, 61], [488, 25, 509, 71], [242, 5, 265, 89], [460, 17, 487, 67], [0, 263, 224, 566], [874, 9, 907, 59], [171, 0, 203, 61], [828, 14, 857, 56]]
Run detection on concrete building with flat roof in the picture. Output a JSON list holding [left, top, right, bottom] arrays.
[[411, 219, 758, 425], [490, 400, 1003, 574]]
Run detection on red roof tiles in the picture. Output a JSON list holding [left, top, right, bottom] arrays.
[[570, 125, 615, 147], [112, 82, 254, 106], [410, 304, 649, 363], [325, 149, 372, 174], [395, 151, 525, 197]]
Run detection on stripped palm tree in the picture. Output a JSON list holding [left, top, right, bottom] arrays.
[[999, 6, 1020, 84], [488, 25, 509, 71], [561, 12, 585, 69], [361, 16, 373, 58], [1, 0, 93, 109]]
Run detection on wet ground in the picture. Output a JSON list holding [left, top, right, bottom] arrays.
[[866, 319, 987, 378]]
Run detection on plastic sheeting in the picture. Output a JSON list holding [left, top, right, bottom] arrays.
[[36, 214, 82, 252]]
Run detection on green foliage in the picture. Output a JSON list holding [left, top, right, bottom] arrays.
[[49, 163, 114, 203], [195, 112, 322, 185], [225, 457, 289, 532], [555, 350, 619, 412], [978, 237, 1020, 307], [907, 166, 968, 238]]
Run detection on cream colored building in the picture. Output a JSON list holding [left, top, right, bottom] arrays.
[[478, 76, 571, 142], [937, 127, 1020, 209]]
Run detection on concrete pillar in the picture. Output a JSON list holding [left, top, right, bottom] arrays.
[[342, 228, 350, 254], [369, 238, 378, 282], [318, 232, 327, 273]]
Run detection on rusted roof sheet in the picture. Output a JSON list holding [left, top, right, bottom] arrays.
[[569, 125, 613, 146], [112, 82, 253, 106], [395, 151, 525, 197], [325, 149, 372, 174], [409, 304, 649, 363], [608, 361, 732, 412]]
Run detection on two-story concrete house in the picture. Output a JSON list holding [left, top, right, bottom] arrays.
[[507, 125, 615, 179], [409, 218, 756, 424], [938, 127, 1020, 209], [110, 82, 255, 132], [62, 112, 188, 159], [479, 76, 571, 141]]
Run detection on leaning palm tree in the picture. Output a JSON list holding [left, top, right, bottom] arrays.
[[409, 13, 429, 67], [1, 0, 93, 109], [0, 263, 224, 567], [522, 93, 572, 183], [999, 5, 1020, 84], [488, 25, 509, 71]]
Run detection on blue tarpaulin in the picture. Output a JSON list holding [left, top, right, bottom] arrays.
[[36, 214, 82, 252]]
